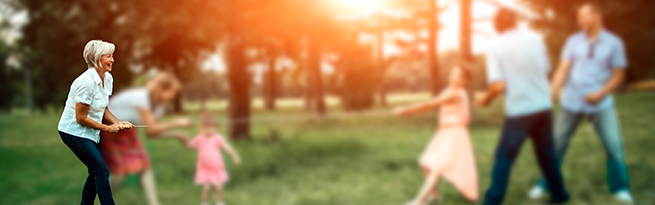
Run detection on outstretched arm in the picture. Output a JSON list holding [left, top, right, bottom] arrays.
[[180, 135, 195, 150], [478, 47, 508, 108], [477, 81, 505, 107], [393, 87, 459, 117], [550, 60, 572, 101], [103, 108, 133, 129], [137, 107, 193, 139], [221, 141, 241, 165]]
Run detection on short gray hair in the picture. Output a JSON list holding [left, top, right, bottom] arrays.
[[83, 40, 115, 68]]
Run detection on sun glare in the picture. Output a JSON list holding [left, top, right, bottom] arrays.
[[332, 0, 384, 14]]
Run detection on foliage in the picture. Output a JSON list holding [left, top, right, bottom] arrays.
[[15, 0, 225, 110], [334, 45, 380, 111], [181, 70, 225, 106], [0, 40, 17, 112]]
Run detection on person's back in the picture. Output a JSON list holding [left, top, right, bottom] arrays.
[[107, 88, 166, 125], [486, 29, 552, 117], [479, 8, 568, 205]]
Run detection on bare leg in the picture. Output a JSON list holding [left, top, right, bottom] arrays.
[[214, 184, 224, 203], [420, 166, 440, 199], [140, 169, 161, 205], [413, 172, 442, 205], [202, 184, 211, 204], [109, 173, 126, 193]]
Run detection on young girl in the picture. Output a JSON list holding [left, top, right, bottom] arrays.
[[183, 113, 241, 205], [394, 67, 478, 205]]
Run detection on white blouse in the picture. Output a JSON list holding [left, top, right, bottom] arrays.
[[107, 88, 166, 125], [58, 68, 113, 143]]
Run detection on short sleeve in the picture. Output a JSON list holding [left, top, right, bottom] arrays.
[[215, 134, 224, 148], [73, 79, 95, 105], [106, 72, 114, 96], [610, 39, 628, 69], [132, 91, 151, 111], [485, 51, 504, 84], [560, 37, 575, 61]]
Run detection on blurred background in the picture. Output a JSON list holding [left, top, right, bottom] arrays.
[[0, 0, 654, 204]]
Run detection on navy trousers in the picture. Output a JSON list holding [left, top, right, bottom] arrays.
[[60, 131, 115, 205], [483, 110, 569, 205]]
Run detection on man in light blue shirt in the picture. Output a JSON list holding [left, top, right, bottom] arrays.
[[530, 3, 634, 204]]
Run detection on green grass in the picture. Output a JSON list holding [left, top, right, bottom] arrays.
[[1, 92, 654, 205]]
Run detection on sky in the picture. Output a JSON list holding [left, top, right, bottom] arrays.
[[0, 8, 27, 45]]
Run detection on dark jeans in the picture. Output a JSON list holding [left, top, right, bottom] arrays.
[[59, 131, 115, 205], [483, 110, 569, 205]]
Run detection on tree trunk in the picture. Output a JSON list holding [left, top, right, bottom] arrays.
[[306, 40, 325, 117], [460, 0, 475, 110], [226, 2, 251, 140], [377, 12, 387, 107], [264, 57, 276, 110], [428, 0, 440, 96], [172, 95, 183, 113], [460, 0, 472, 62], [0, 63, 12, 113], [226, 39, 251, 140]]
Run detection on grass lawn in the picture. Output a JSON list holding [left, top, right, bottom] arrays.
[[1, 92, 654, 205]]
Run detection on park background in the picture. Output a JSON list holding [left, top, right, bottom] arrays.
[[0, 0, 654, 204]]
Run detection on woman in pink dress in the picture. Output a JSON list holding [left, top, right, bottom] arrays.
[[394, 67, 479, 205], [183, 113, 240, 205]]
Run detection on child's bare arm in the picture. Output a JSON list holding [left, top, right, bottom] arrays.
[[221, 141, 240, 165], [176, 134, 195, 150], [184, 139, 195, 150], [394, 87, 459, 117]]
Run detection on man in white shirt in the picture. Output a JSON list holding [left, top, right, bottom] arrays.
[[477, 8, 569, 205]]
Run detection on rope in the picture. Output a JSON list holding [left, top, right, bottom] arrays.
[[219, 109, 402, 124]]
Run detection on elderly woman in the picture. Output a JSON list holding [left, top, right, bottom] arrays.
[[101, 72, 192, 205], [58, 40, 133, 205]]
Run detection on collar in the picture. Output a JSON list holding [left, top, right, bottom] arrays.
[[88, 68, 104, 85], [584, 28, 609, 43], [598, 29, 611, 42]]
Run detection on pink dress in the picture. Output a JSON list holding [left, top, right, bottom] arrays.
[[191, 134, 229, 185], [419, 88, 479, 200]]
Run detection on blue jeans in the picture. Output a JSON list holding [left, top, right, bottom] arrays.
[[60, 131, 115, 205], [483, 110, 569, 205], [535, 107, 630, 193]]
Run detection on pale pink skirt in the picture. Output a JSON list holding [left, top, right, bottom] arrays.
[[419, 126, 479, 201]]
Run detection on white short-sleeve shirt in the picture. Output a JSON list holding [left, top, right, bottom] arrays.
[[107, 88, 167, 125], [58, 68, 113, 143], [486, 29, 552, 117]]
